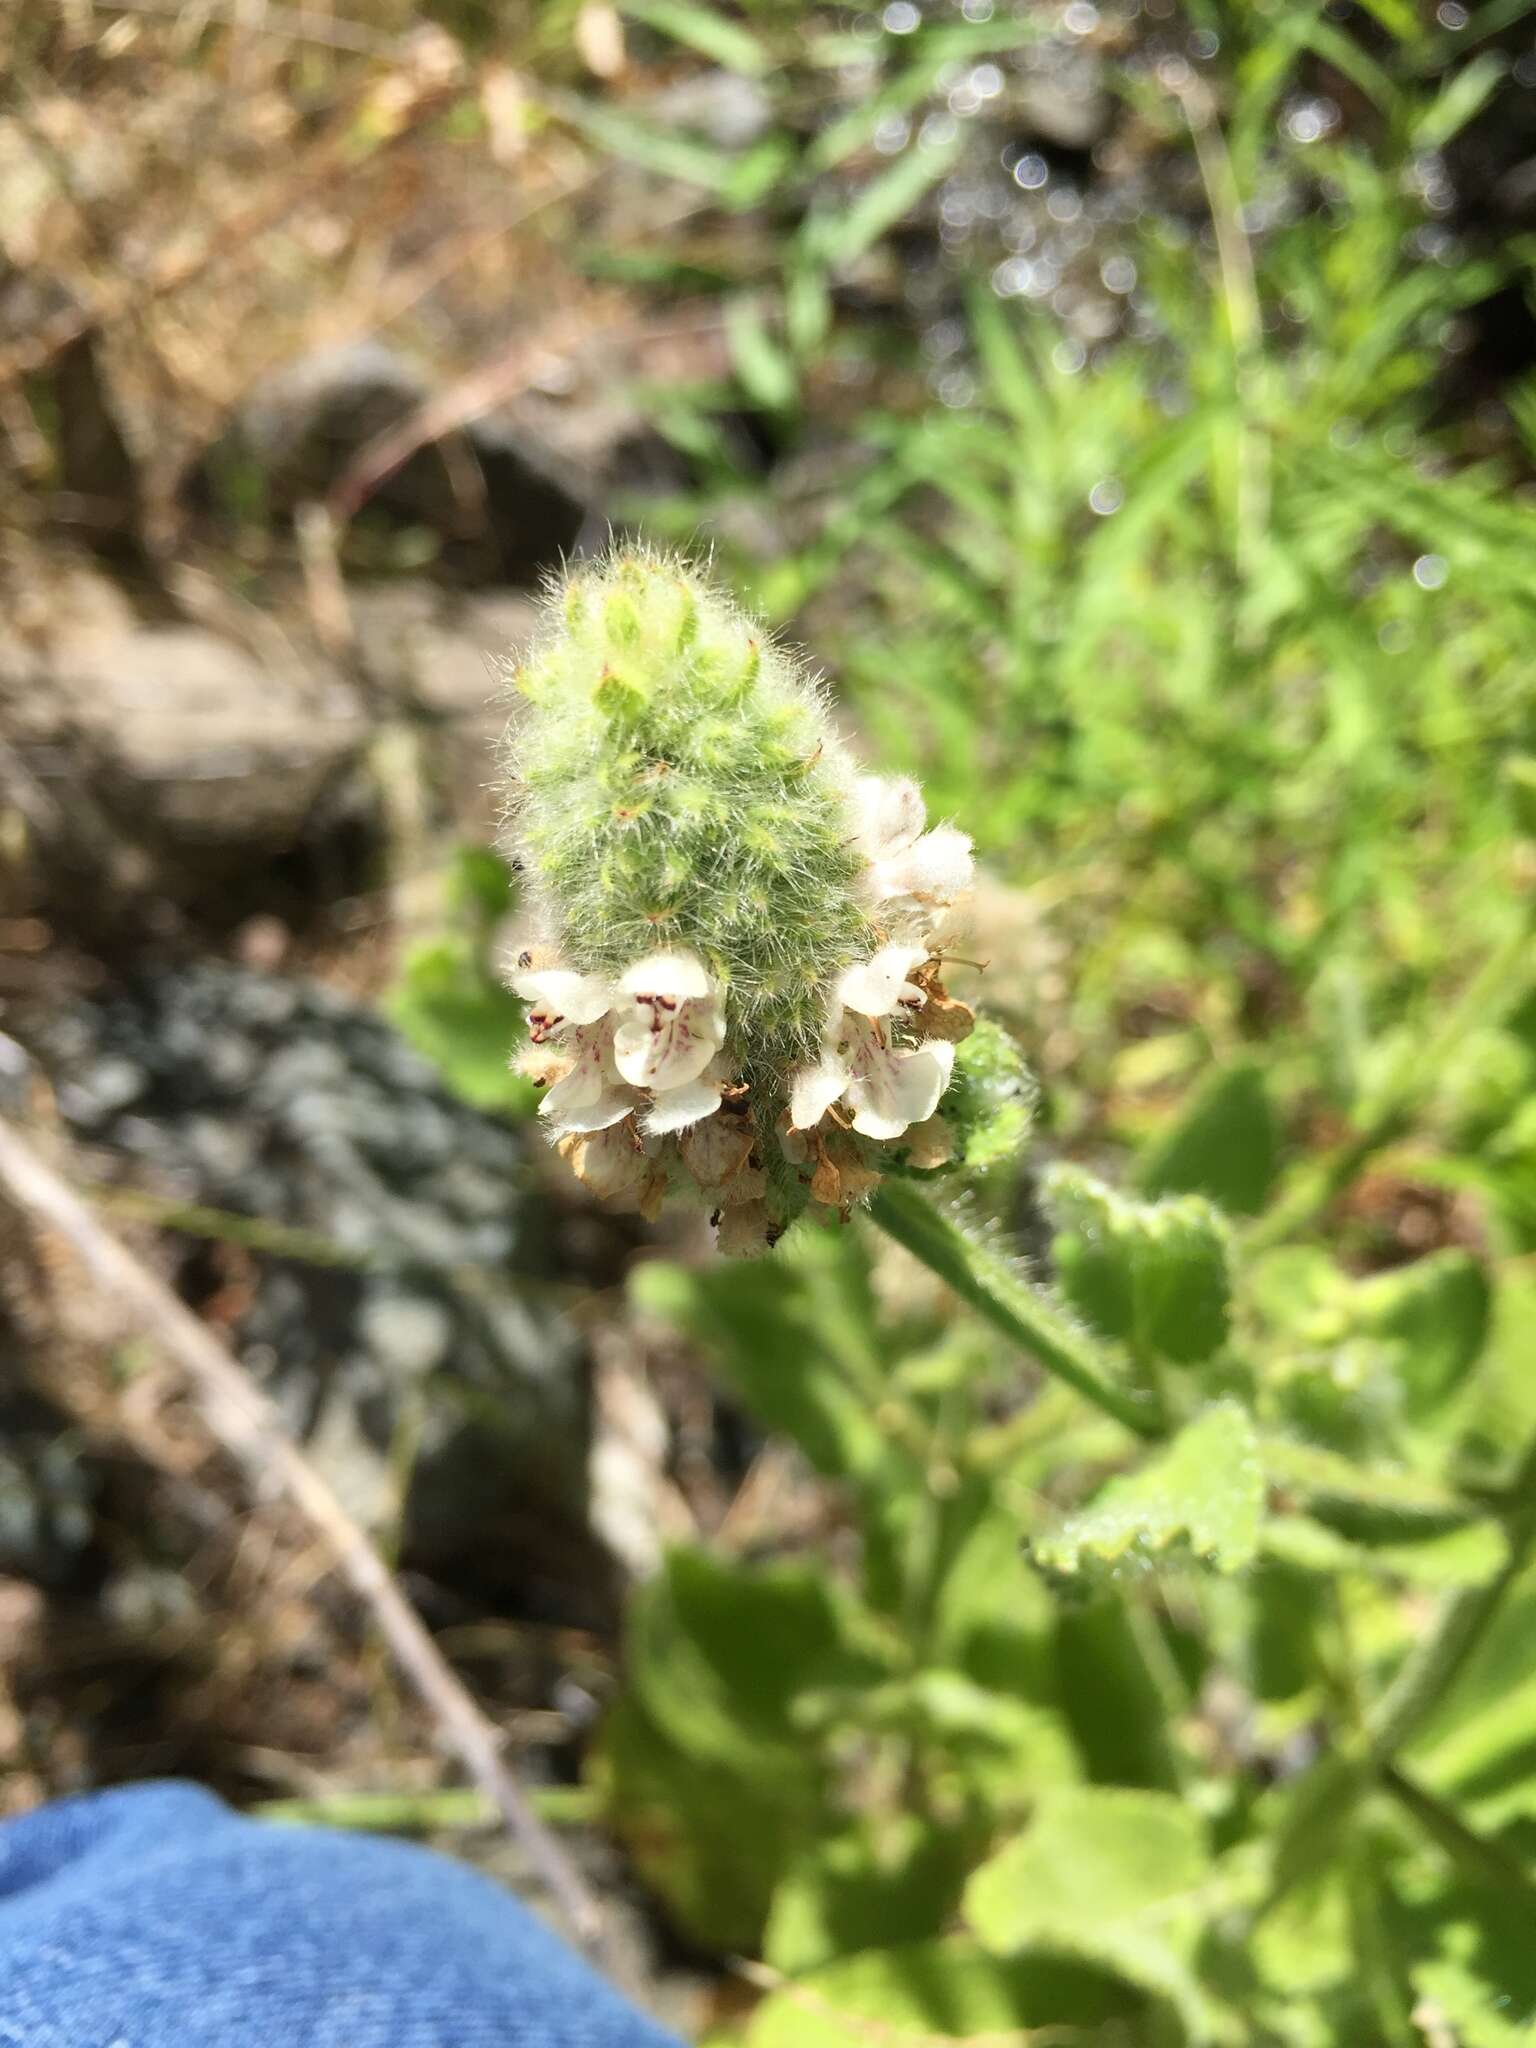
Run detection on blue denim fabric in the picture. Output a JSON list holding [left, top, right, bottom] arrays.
[[0, 1782, 686, 2048]]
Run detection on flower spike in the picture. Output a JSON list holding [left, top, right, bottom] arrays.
[[500, 548, 983, 1250]]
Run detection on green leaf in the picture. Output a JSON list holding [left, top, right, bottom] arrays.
[[622, 0, 770, 74], [1401, 1870, 1536, 2048], [628, 1549, 860, 1773], [1046, 1163, 1232, 1366], [630, 1231, 890, 1485], [1262, 1512, 1510, 1589], [556, 97, 785, 208], [1033, 1402, 1264, 1579], [593, 1695, 819, 1954], [1053, 1595, 1181, 1792], [1355, 1250, 1491, 1419], [744, 1937, 1137, 2046], [1139, 1061, 1279, 1217], [1261, 1437, 1487, 1543], [938, 1016, 1036, 1172], [726, 296, 799, 411], [1250, 1866, 1354, 2000], [595, 1549, 869, 1951], [1412, 51, 1507, 153], [763, 1820, 972, 1977], [1404, 1570, 1536, 1830], [387, 938, 533, 1115], [1507, 755, 1536, 841], [1412, 1954, 1536, 2048], [805, 133, 961, 272], [964, 1786, 1215, 2038]]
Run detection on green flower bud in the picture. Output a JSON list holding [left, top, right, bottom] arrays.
[[499, 548, 991, 1249]]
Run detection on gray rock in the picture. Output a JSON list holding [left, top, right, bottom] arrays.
[[51, 625, 368, 848], [26, 963, 620, 1623], [188, 341, 588, 587], [2, 560, 380, 933]]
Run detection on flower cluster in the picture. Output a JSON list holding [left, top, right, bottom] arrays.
[[501, 550, 979, 1252]]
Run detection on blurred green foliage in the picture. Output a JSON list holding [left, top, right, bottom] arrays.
[[394, 2, 1536, 2040]]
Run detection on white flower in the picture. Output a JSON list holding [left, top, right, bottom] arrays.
[[642, 1066, 727, 1136], [614, 951, 727, 1133], [513, 950, 732, 1141], [541, 1021, 638, 1134], [836, 944, 928, 1021], [842, 1025, 955, 1141], [510, 964, 637, 1134], [786, 942, 956, 1143], [512, 966, 614, 1041], [853, 775, 974, 912]]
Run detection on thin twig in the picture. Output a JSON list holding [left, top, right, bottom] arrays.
[[0, 1114, 608, 1957], [324, 303, 604, 528], [88, 0, 401, 57]]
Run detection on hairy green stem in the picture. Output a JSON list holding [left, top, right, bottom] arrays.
[[868, 1182, 1160, 1439], [1368, 1428, 1536, 1764]]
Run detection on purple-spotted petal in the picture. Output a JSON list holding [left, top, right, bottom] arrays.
[[613, 949, 725, 1090], [845, 1029, 955, 1142]]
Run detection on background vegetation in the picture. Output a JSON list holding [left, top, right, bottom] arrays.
[[5, 2, 1536, 2044]]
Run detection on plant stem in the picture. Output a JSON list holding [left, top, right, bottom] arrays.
[[1368, 1428, 1536, 1764], [0, 1115, 609, 1958], [1380, 1765, 1536, 1907], [868, 1182, 1160, 1439], [256, 1785, 597, 1832]]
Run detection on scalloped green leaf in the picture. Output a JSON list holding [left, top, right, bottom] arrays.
[[1032, 1402, 1263, 1579], [1046, 1163, 1232, 1365]]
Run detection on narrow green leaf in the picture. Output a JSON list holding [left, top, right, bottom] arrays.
[[725, 296, 799, 411], [622, 0, 771, 75], [1411, 51, 1507, 153], [810, 135, 961, 271]]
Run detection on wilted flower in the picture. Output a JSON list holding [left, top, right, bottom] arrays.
[[499, 548, 980, 1251]]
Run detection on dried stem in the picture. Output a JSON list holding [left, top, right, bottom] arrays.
[[0, 1114, 608, 1959]]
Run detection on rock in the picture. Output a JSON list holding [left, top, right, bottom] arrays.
[[350, 579, 539, 717], [53, 626, 366, 846], [25, 964, 621, 1624], [186, 341, 588, 587], [0, 575, 378, 932]]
